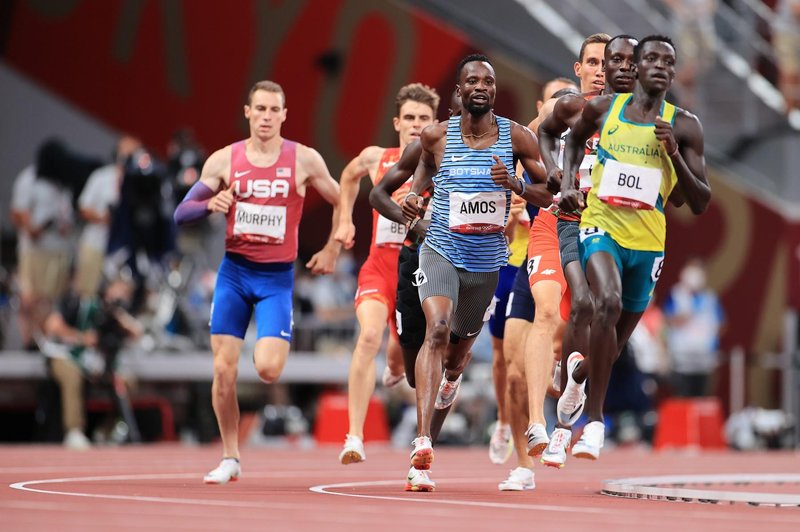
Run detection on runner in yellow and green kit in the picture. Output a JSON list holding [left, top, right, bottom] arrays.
[[557, 35, 711, 461]]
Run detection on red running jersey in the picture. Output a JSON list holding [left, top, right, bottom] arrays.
[[369, 147, 408, 252], [225, 139, 305, 263]]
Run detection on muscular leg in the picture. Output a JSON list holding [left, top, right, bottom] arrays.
[[503, 318, 534, 469], [345, 300, 390, 439], [210, 334, 245, 459], [491, 336, 509, 426], [577, 253, 622, 422], [385, 333, 406, 380], [560, 261, 594, 393], [415, 296, 453, 438], [525, 280, 564, 426]]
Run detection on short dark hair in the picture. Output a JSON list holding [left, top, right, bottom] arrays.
[[456, 53, 492, 82], [578, 33, 611, 63], [247, 80, 286, 107], [551, 87, 580, 99], [633, 35, 677, 62], [606, 34, 638, 51]]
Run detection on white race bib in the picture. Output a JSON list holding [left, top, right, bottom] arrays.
[[375, 214, 407, 246], [597, 159, 662, 210], [448, 191, 506, 234], [578, 154, 596, 190], [233, 202, 287, 243]]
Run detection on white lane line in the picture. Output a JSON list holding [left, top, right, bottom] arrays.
[[603, 474, 800, 507]]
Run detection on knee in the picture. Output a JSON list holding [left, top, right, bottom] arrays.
[[425, 320, 450, 349], [356, 325, 384, 354], [507, 370, 526, 396], [533, 303, 561, 330], [571, 292, 595, 324], [594, 291, 621, 326], [254, 359, 281, 384], [213, 359, 238, 392]]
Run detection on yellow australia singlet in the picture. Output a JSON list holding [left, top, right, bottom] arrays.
[[580, 93, 678, 252], [507, 219, 529, 268]]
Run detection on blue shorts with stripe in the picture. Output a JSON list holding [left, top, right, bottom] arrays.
[[505, 258, 535, 322], [578, 228, 664, 313], [488, 264, 518, 339], [210, 253, 294, 341]]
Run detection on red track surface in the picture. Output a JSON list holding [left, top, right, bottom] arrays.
[[1, 444, 799, 531]]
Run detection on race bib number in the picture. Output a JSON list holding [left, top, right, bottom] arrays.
[[233, 202, 287, 243], [578, 154, 596, 190], [448, 191, 506, 234], [375, 214, 407, 246], [579, 226, 606, 243], [597, 159, 661, 210]]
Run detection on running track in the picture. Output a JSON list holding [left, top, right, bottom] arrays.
[[1, 444, 798, 531]]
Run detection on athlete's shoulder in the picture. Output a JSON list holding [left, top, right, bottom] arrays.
[[205, 145, 232, 172], [420, 120, 448, 145], [554, 92, 589, 116]]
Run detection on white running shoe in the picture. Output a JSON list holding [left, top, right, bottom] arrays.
[[552, 360, 562, 394], [382, 366, 405, 388], [63, 428, 91, 451], [572, 421, 605, 460], [338, 434, 366, 464], [488, 423, 513, 465], [410, 436, 434, 470], [556, 352, 586, 426], [405, 466, 436, 492], [498, 467, 535, 491], [525, 423, 549, 457], [541, 428, 572, 468], [435, 373, 462, 410], [203, 458, 241, 484]]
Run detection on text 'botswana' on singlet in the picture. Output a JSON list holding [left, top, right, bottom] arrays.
[[369, 147, 407, 252], [425, 115, 513, 272], [580, 93, 678, 252], [225, 139, 305, 263]]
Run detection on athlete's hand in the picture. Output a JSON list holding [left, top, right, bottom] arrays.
[[509, 193, 526, 218], [333, 222, 356, 250], [208, 183, 235, 214], [558, 188, 585, 213], [401, 194, 421, 222], [306, 244, 339, 275], [490, 155, 520, 193], [546, 167, 563, 195], [655, 116, 678, 158]]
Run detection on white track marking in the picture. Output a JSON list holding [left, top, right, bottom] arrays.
[[603, 474, 800, 507]]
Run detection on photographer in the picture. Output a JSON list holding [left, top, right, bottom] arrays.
[[40, 276, 143, 449]]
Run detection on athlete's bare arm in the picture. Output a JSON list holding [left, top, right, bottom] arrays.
[[334, 145, 383, 249], [497, 123, 551, 209], [297, 144, 342, 275], [656, 111, 711, 214], [370, 140, 422, 225], [201, 147, 235, 214], [560, 95, 613, 212], [402, 122, 446, 221], [539, 94, 586, 194]]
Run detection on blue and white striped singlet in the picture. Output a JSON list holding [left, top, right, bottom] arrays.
[[425, 115, 514, 272]]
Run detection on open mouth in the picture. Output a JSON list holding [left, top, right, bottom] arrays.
[[472, 94, 489, 103]]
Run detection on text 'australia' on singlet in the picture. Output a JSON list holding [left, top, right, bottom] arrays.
[[425, 115, 513, 272], [369, 148, 407, 252], [580, 93, 678, 252], [225, 139, 305, 263]]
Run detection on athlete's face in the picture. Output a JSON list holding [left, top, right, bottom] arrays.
[[245, 90, 287, 140], [575, 42, 606, 93], [458, 61, 496, 115], [604, 39, 637, 93], [636, 41, 676, 94], [393, 100, 435, 148]]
